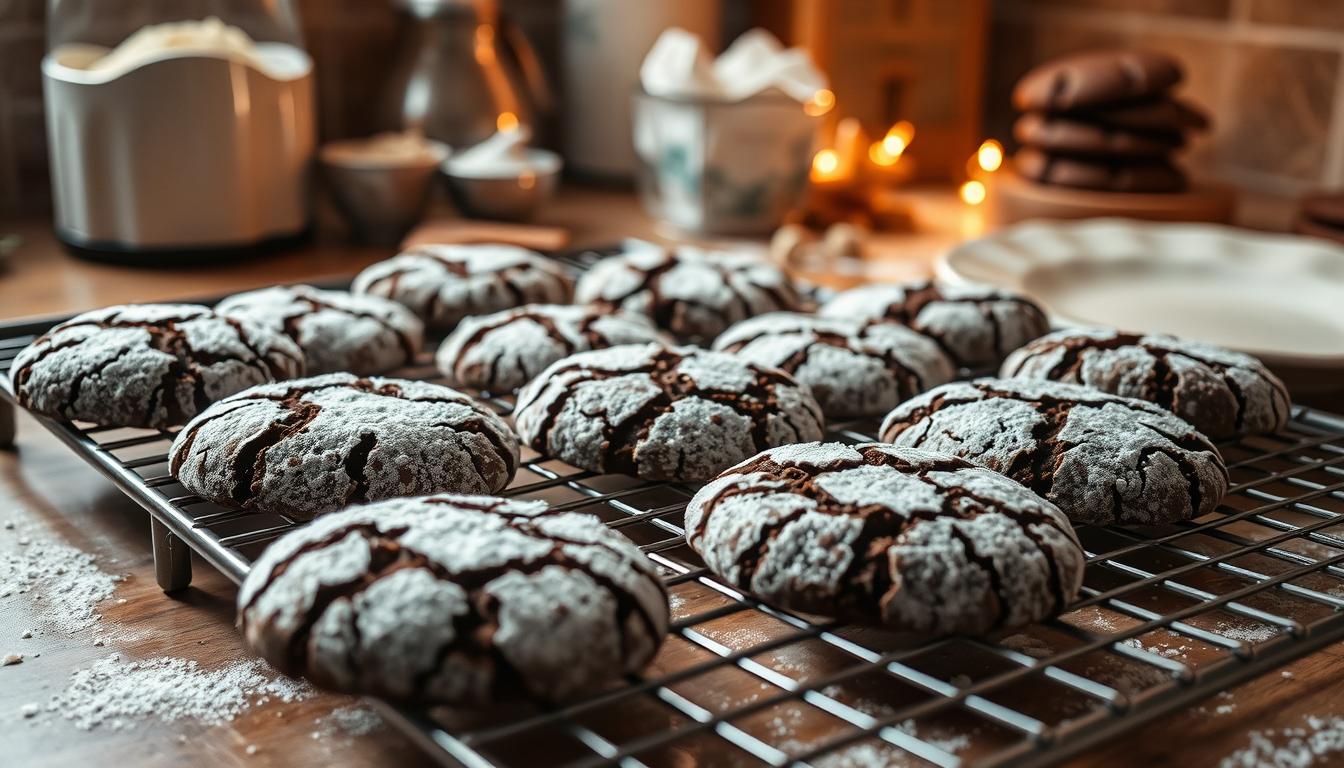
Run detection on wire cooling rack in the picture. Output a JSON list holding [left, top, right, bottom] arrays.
[[4, 254, 1344, 767]]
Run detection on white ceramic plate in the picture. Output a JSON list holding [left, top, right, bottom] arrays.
[[937, 218, 1344, 373]]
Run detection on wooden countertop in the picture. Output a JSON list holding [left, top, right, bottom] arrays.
[[2, 187, 1343, 768]]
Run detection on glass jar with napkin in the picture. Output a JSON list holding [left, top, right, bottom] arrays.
[[632, 28, 828, 236]]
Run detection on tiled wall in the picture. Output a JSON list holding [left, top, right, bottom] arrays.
[[988, 0, 1344, 224], [4, 0, 1343, 223], [0, 0, 50, 219]]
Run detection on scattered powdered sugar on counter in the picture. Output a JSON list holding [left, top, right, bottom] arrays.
[[1124, 637, 1191, 659], [320, 705, 385, 738], [0, 528, 123, 632], [777, 719, 971, 768], [1215, 622, 1279, 644], [50, 654, 312, 730], [1219, 716, 1344, 767]]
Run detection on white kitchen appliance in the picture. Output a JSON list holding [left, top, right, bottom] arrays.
[[43, 1, 316, 258]]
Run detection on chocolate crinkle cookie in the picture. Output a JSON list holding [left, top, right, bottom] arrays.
[[712, 312, 955, 419], [574, 244, 803, 343], [880, 378, 1228, 525], [436, 304, 668, 393], [238, 494, 669, 705], [217, 285, 424, 375], [170, 374, 517, 520], [686, 442, 1085, 634], [351, 244, 574, 330], [819, 281, 1050, 370], [1001, 329, 1291, 440], [9, 304, 304, 429], [1011, 49, 1182, 112], [513, 344, 825, 482]]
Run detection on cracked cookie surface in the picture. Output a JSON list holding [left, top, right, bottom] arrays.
[[713, 312, 955, 419], [9, 304, 304, 429], [238, 493, 669, 705], [351, 244, 574, 330], [170, 374, 518, 520], [574, 245, 802, 343], [436, 304, 668, 393], [879, 378, 1228, 525], [218, 285, 424, 375], [1001, 329, 1290, 439], [686, 442, 1085, 634], [819, 281, 1050, 370], [513, 344, 826, 482]]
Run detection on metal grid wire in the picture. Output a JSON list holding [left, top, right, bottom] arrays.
[[4, 269, 1344, 767]]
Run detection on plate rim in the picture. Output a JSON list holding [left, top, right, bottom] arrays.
[[936, 218, 1344, 368]]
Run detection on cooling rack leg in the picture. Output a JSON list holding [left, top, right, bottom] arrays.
[[0, 401, 13, 449], [151, 518, 192, 592]]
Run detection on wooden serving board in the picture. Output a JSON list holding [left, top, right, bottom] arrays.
[[991, 169, 1237, 227]]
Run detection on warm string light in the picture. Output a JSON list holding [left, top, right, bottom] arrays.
[[959, 179, 986, 206], [811, 148, 841, 180], [804, 88, 835, 117], [957, 139, 1003, 207], [976, 139, 1004, 172], [497, 111, 519, 132], [868, 120, 915, 167]]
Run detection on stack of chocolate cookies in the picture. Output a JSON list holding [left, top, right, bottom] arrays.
[[1011, 50, 1208, 194], [1293, 192, 1344, 245]]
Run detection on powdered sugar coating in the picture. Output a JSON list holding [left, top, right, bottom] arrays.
[[436, 304, 668, 392], [351, 244, 574, 329], [9, 304, 304, 429], [513, 344, 826, 481], [1001, 329, 1291, 439], [217, 285, 424, 375], [880, 378, 1229, 525], [238, 494, 668, 705], [574, 244, 803, 343], [713, 312, 955, 418], [819, 281, 1050, 369], [170, 374, 518, 520], [685, 442, 1084, 634]]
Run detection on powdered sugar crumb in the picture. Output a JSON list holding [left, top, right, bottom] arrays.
[[318, 705, 385, 738], [668, 591, 688, 614], [50, 655, 312, 730], [1219, 715, 1344, 767], [1217, 622, 1279, 644], [998, 633, 1056, 659], [1124, 637, 1191, 659], [777, 718, 971, 767]]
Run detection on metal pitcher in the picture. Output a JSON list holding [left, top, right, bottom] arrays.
[[381, 0, 551, 148]]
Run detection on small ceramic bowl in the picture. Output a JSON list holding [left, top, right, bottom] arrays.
[[441, 149, 562, 221], [320, 136, 449, 245]]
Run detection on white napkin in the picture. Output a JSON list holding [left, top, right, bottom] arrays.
[[712, 28, 783, 85], [640, 27, 827, 102], [639, 28, 721, 99]]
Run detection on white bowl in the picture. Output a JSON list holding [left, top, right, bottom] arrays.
[[441, 149, 562, 222]]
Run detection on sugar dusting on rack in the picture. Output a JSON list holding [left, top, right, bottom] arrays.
[[6, 264, 1344, 766]]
